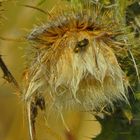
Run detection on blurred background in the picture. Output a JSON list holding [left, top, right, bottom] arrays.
[[0, 0, 140, 140]]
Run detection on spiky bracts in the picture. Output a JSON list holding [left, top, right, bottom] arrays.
[[24, 3, 130, 115]]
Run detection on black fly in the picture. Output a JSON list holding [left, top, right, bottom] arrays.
[[74, 38, 89, 53]]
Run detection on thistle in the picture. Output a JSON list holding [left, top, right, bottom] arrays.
[[23, 1, 133, 139]]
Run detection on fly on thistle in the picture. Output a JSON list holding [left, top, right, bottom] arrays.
[[22, 1, 132, 140]]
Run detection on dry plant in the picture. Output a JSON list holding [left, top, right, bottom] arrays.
[[24, 1, 131, 140], [0, 0, 140, 140]]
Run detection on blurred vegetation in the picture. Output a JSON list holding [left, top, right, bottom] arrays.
[[0, 0, 140, 140]]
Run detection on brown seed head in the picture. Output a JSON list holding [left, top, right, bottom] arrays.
[[25, 3, 129, 114]]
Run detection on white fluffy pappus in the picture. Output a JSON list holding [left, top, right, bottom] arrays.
[[24, 3, 129, 116]]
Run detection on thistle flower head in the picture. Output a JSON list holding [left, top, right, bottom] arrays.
[[24, 2, 129, 114]]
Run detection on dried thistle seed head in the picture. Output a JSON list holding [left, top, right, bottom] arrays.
[[25, 3, 129, 114]]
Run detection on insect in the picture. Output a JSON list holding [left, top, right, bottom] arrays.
[[74, 38, 89, 53]]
